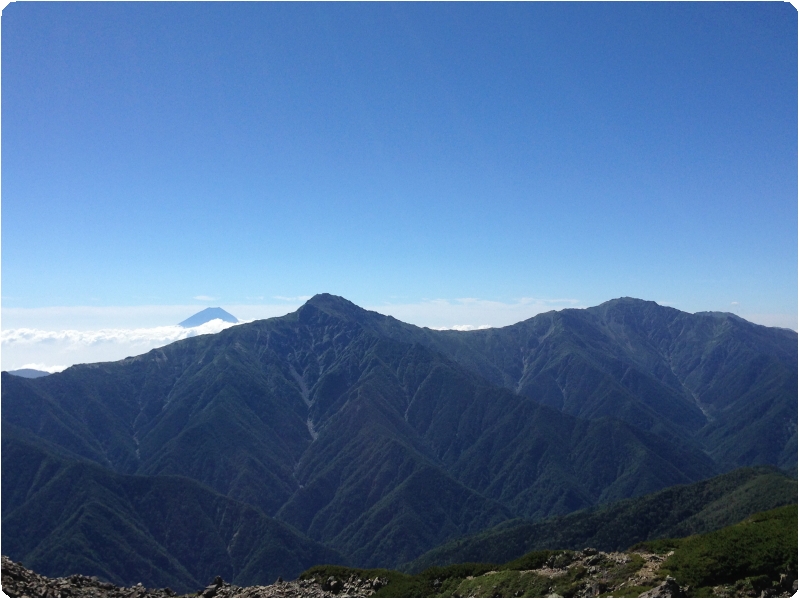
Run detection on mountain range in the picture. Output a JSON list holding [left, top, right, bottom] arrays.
[[4, 368, 50, 379], [2, 294, 796, 591]]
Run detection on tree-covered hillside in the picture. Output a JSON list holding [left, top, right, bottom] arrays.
[[2, 430, 344, 592], [407, 466, 797, 571], [2, 295, 796, 589]]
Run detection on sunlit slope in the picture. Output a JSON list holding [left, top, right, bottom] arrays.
[[300, 506, 797, 598], [407, 465, 797, 571]]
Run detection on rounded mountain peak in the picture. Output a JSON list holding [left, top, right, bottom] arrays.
[[299, 294, 375, 323]]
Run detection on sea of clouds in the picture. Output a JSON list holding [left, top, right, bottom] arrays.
[[2, 319, 241, 372]]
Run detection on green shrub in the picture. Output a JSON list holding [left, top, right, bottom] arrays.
[[503, 549, 559, 571], [629, 538, 683, 554], [662, 505, 798, 589], [420, 562, 498, 580]]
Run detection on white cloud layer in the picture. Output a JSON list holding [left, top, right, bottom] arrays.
[[0, 301, 311, 372], [13, 363, 68, 373], [431, 324, 492, 331], [3, 319, 238, 346], [2, 319, 240, 372]]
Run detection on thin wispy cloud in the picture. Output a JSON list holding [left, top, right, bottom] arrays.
[[193, 295, 216, 301], [367, 297, 582, 330], [273, 295, 312, 302], [431, 324, 492, 331]]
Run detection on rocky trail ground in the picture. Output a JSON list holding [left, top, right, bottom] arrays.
[[4, 548, 796, 598], [1, 556, 385, 598]]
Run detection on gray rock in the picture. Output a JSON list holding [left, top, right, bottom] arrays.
[[638, 576, 683, 598], [1, 555, 177, 598]]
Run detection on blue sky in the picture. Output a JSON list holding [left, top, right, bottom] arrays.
[[2, 3, 797, 369]]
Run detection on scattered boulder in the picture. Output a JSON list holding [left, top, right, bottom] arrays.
[[3, 551, 795, 598], [2, 557, 385, 598], [323, 576, 343, 593], [638, 576, 684, 598], [206, 572, 386, 597], [586, 580, 607, 596], [371, 576, 385, 590]]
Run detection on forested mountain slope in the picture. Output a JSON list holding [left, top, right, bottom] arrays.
[[2, 429, 344, 592], [408, 465, 798, 571], [326, 295, 797, 472], [2, 294, 795, 587]]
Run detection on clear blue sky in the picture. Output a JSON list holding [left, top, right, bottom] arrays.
[[3, 2, 797, 341]]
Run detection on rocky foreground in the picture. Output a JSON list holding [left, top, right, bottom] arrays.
[[2, 556, 176, 598], [3, 550, 797, 598], [1, 556, 385, 598]]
